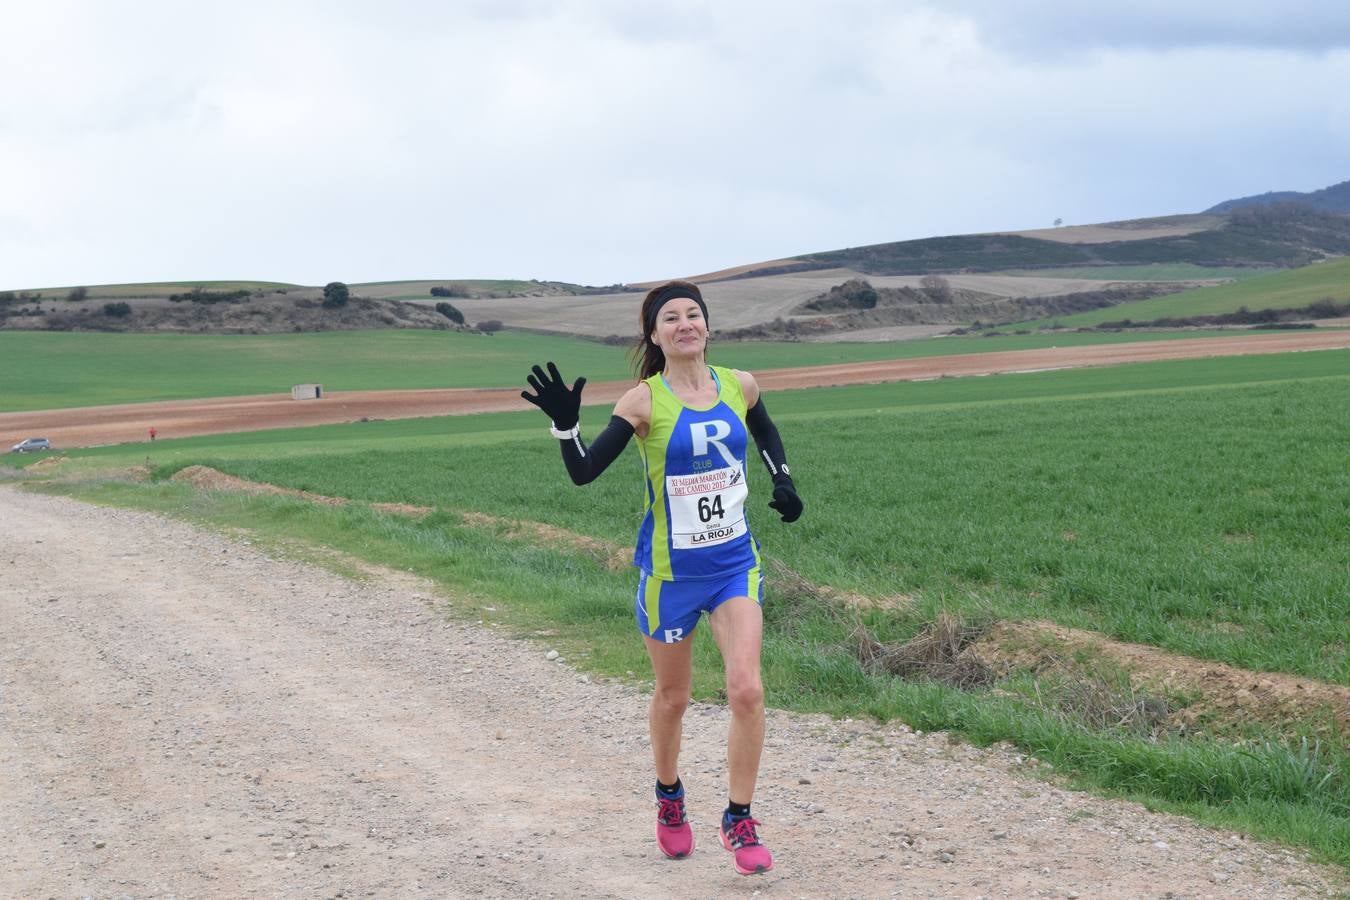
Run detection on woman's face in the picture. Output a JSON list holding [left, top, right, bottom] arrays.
[[651, 298, 707, 359]]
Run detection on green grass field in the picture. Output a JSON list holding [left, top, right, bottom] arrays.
[[1020, 257, 1350, 329], [17, 349, 1350, 869], [0, 326, 1320, 412]]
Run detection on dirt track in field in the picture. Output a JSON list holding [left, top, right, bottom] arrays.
[[1003, 217, 1224, 244], [3, 488, 1345, 898], [2, 331, 1348, 450]]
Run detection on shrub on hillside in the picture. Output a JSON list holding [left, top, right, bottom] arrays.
[[169, 287, 251, 304], [103, 302, 132, 318], [67, 286, 89, 302], [840, 278, 878, 309], [435, 301, 465, 324], [920, 274, 954, 303], [322, 281, 350, 309], [1306, 297, 1347, 318], [430, 285, 470, 298], [802, 278, 878, 312], [477, 319, 503, 333]]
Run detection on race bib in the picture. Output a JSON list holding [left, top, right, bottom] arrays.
[[666, 464, 748, 550]]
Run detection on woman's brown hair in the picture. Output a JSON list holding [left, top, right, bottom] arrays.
[[630, 280, 708, 380]]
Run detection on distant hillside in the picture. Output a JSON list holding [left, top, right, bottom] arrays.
[[0, 278, 626, 334], [1205, 178, 1350, 214], [722, 277, 1181, 337], [3, 280, 302, 301], [786, 204, 1350, 277], [0, 288, 470, 334], [3, 278, 623, 303], [1014, 256, 1350, 330]]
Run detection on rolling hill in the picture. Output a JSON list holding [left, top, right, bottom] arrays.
[[6, 179, 1348, 339], [1012, 256, 1350, 330], [1205, 178, 1350, 215], [785, 203, 1350, 276]]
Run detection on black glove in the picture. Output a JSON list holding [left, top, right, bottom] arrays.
[[768, 477, 803, 523], [521, 361, 586, 430]]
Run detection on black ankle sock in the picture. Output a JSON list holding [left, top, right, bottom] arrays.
[[656, 778, 682, 797], [725, 800, 751, 819]]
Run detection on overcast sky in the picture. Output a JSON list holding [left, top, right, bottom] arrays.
[[4, 1, 1349, 289]]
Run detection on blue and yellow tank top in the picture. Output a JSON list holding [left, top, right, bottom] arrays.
[[633, 365, 761, 581]]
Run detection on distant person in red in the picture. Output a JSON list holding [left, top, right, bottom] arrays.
[[148, 427, 157, 442]]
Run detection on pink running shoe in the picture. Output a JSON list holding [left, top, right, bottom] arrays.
[[719, 815, 774, 875], [656, 795, 695, 859]]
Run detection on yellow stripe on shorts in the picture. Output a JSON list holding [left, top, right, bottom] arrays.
[[643, 575, 664, 635]]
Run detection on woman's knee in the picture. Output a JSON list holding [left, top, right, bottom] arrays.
[[725, 673, 763, 716], [651, 684, 690, 719]]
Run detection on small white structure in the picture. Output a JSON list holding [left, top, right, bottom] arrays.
[[292, 383, 323, 400]]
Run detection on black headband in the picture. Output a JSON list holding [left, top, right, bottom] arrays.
[[645, 284, 709, 338]]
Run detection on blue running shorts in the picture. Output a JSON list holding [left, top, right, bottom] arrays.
[[635, 566, 764, 644]]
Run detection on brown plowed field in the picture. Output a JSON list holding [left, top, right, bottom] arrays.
[[3, 331, 1347, 450]]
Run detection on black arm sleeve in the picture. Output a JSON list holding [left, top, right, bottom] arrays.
[[560, 415, 635, 485], [746, 398, 792, 484]]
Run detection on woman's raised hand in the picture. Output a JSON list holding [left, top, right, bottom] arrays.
[[768, 481, 803, 523], [521, 361, 587, 430]]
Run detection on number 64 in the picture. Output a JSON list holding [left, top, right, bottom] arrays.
[[697, 495, 725, 523]]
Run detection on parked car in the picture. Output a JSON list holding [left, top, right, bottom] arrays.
[[8, 437, 52, 453]]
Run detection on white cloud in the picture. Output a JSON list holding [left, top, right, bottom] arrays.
[[1, 1, 1348, 288], [942, 1, 1350, 53]]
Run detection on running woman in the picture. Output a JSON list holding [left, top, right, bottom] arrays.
[[521, 280, 802, 876]]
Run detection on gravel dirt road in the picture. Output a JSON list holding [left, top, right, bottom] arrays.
[[2, 487, 1344, 898], [3, 330, 1348, 450]]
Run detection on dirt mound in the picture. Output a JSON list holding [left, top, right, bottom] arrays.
[[974, 621, 1350, 737], [171, 467, 619, 565], [172, 465, 349, 506], [459, 511, 631, 571]]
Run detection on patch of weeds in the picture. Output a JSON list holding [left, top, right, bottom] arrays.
[[763, 558, 858, 629], [1037, 671, 1175, 735], [853, 609, 997, 689]]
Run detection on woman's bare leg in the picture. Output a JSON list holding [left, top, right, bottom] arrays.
[[707, 596, 764, 805], [643, 634, 694, 784]]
